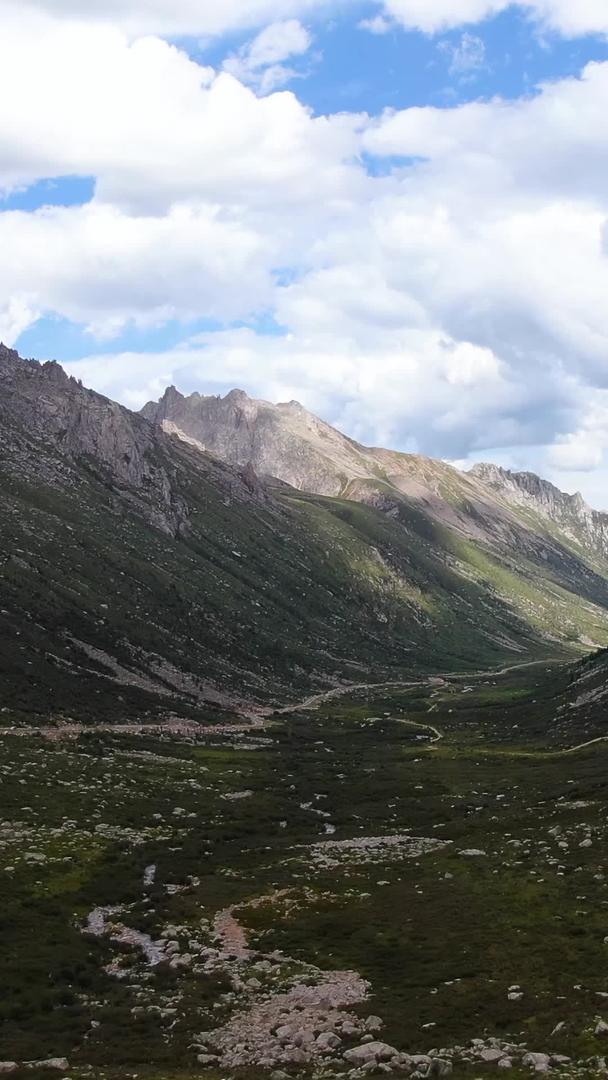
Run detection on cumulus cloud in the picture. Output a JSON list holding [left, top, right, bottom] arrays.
[[65, 325, 516, 457], [0, 202, 277, 338], [0, 17, 363, 213], [2, 4, 608, 501], [377, 0, 608, 35], [6, 0, 608, 41], [0, 0, 330, 39], [222, 19, 313, 94]]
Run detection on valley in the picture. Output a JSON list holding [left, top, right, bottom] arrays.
[[3, 348, 608, 1079], [4, 659, 608, 1080]]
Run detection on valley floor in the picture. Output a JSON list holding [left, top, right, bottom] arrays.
[[3, 661, 608, 1080]]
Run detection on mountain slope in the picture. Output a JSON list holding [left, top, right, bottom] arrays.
[[143, 384, 608, 645], [469, 462, 608, 565], [3, 345, 577, 727], [142, 386, 608, 567], [6, 348, 608, 726]]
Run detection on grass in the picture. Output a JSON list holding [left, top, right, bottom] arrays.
[[3, 662, 608, 1076]]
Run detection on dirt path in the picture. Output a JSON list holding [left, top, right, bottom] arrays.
[[0, 655, 570, 741]]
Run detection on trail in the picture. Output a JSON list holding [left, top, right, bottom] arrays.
[[562, 735, 608, 754], [395, 718, 443, 745], [0, 655, 569, 741]]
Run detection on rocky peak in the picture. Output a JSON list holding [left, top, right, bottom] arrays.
[[0, 347, 193, 537], [140, 384, 360, 496], [470, 462, 607, 555]]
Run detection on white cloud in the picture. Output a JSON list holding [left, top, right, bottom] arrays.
[[358, 14, 393, 33], [65, 324, 513, 455], [0, 202, 275, 338], [547, 394, 608, 476], [438, 32, 487, 79], [223, 19, 312, 93], [0, 0, 331, 39], [4, 0, 608, 43], [0, 296, 38, 346], [0, 17, 364, 214], [2, 6, 608, 504], [376, 0, 608, 35]]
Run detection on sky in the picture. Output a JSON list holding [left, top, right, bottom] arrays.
[[2, 2, 608, 507]]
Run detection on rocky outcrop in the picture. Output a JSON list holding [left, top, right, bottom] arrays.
[[142, 384, 608, 571], [0, 343, 196, 537], [142, 384, 367, 497], [470, 462, 608, 559]]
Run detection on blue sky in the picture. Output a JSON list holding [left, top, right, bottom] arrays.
[[199, 5, 608, 115], [2, 0, 608, 504]]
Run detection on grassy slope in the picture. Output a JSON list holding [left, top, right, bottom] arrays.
[[7, 417, 608, 725], [5, 349, 608, 725]]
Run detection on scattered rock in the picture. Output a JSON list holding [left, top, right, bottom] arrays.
[[522, 1052, 551, 1071], [27, 1061, 70, 1072], [344, 1042, 400, 1066], [479, 1049, 506, 1063]]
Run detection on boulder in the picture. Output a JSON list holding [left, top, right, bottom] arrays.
[[344, 1042, 400, 1067], [522, 1052, 550, 1071], [292, 1029, 315, 1048], [276, 1024, 296, 1043], [479, 1049, 506, 1063], [317, 1032, 342, 1051], [430, 1058, 452, 1076], [29, 1061, 70, 1072]]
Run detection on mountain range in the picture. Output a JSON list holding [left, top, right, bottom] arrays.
[[143, 383, 608, 564], [3, 344, 608, 726]]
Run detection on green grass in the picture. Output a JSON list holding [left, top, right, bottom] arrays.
[[3, 663, 608, 1075]]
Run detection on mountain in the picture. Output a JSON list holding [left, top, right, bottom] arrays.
[[141, 385, 394, 498], [143, 383, 608, 639], [142, 386, 608, 567], [3, 347, 608, 727]]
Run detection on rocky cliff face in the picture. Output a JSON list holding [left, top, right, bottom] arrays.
[[141, 385, 376, 497], [141, 385, 608, 562], [0, 344, 193, 537], [469, 462, 608, 559]]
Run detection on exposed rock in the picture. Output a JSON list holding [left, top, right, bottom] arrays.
[[317, 1032, 343, 1051], [26, 1060, 70, 1072], [470, 462, 608, 560], [431, 1058, 453, 1076], [522, 1052, 551, 1071], [343, 1042, 400, 1066], [479, 1049, 507, 1063]]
